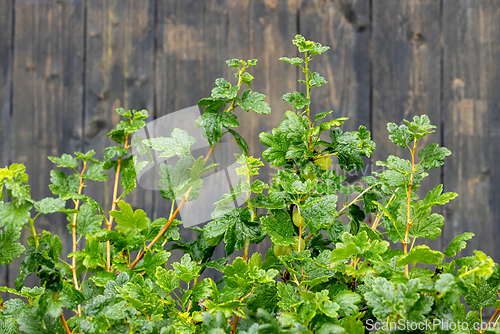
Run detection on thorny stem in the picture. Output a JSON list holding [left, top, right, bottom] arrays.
[[71, 161, 87, 316], [107, 134, 130, 272], [129, 147, 215, 270], [404, 139, 417, 279]]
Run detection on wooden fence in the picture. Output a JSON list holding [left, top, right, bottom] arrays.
[[1, 0, 500, 289]]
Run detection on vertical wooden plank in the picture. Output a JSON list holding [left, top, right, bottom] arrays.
[[0, 0, 13, 170], [372, 0, 442, 249], [155, 0, 228, 278], [85, 0, 155, 218], [443, 0, 500, 261], [299, 0, 370, 132], [10, 0, 85, 286], [299, 0, 370, 213], [0, 0, 13, 291], [227, 0, 297, 259]]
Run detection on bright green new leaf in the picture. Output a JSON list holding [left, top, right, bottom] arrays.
[[144, 128, 196, 158], [445, 232, 474, 257], [397, 245, 444, 266], [109, 200, 148, 230]]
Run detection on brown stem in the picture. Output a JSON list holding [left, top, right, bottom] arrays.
[[55, 293, 71, 334], [128, 147, 215, 270], [404, 141, 417, 279], [106, 135, 130, 272], [71, 161, 87, 316], [60, 312, 71, 334], [304, 233, 314, 243], [0, 301, 4, 310], [488, 304, 500, 328]]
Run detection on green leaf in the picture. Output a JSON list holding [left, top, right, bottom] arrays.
[[404, 115, 436, 139], [250, 180, 269, 194], [418, 184, 458, 212], [445, 232, 474, 257], [144, 250, 170, 278], [84, 163, 108, 181], [74, 203, 102, 235], [409, 213, 444, 240], [260, 210, 295, 246], [277, 282, 301, 311], [309, 72, 327, 87], [465, 279, 498, 310], [48, 171, 79, 196], [103, 146, 128, 161], [259, 129, 290, 167], [341, 315, 365, 334], [58, 282, 84, 309], [282, 91, 310, 110], [237, 89, 271, 115], [34, 197, 66, 214], [156, 266, 180, 292], [211, 78, 239, 99], [387, 123, 415, 148], [333, 291, 361, 317], [172, 254, 199, 283], [0, 229, 25, 265], [418, 143, 451, 169], [109, 201, 148, 230], [227, 129, 249, 156], [292, 35, 330, 55], [132, 135, 154, 162], [301, 195, 338, 232], [144, 128, 196, 158], [48, 154, 78, 169], [226, 59, 240, 67], [313, 110, 334, 123], [0, 201, 31, 231], [279, 57, 303, 66], [397, 245, 444, 266], [247, 283, 278, 312]]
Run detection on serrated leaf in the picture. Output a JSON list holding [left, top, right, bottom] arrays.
[[34, 197, 66, 215], [74, 203, 102, 235], [418, 143, 451, 169], [260, 210, 295, 246], [279, 57, 303, 66], [0, 229, 25, 265], [144, 128, 195, 158], [445, 232, 474, 257], [109, 201, 148, 230], [397, 245, 444, 266], [237, 89, 271, 114], [47, 154, 78, 169], [282, 91, 310, 110]]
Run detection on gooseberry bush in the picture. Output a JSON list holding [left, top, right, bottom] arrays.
[[1, 35, 499, 334]]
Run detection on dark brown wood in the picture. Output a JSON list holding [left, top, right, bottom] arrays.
[[227, 0, 297, 260], [154, 0, 229, 276], [299, 0, 370, 132], [372, 0, 442, 250], [0, 0, 13, 292], [443, 0, 500, 262], [84, 0, 155, 220], [10, 0, 85, 286]]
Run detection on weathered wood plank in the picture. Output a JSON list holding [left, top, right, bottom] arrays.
[[226, 0, 297, 260], [372, 0, 442, 249], [443, 0, 500, 262], [84, 0, 155, 223], [299, 0, 371, 223], [0, 0, 13, 292], [300, 0, 370, 132], [10, 0, 85, 286], [154, 0, 228, 277]]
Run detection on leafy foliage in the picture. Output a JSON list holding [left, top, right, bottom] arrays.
[[0, 35, 496, 334]]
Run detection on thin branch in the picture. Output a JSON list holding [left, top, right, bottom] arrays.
[[128, 147, 215, 270], [107, 134, 130, 272]]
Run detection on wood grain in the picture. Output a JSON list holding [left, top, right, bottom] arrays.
[[10, 0, 85, 286], [154, 0, 229, 275], [227, 0, 297, 260], [372, 0, 442, 250], [443, 0, 500, 261], [0, 0, 13, 292], [84, 0, 155, 220]]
